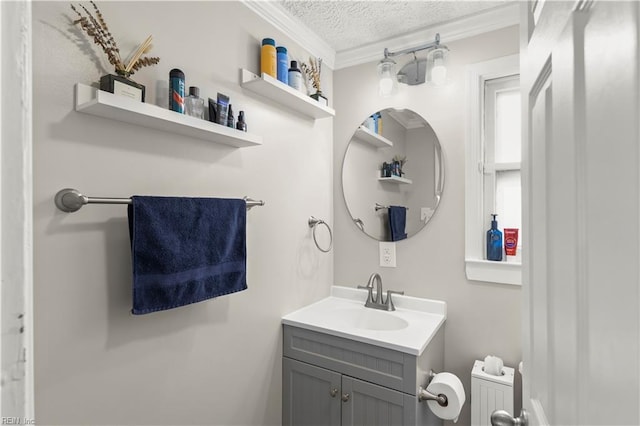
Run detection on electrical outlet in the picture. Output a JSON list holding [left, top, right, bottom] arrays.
[[379, 242, 397, 268]]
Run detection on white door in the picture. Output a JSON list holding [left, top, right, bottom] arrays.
[[519, 1, 640, 425], [0, 0, 33, 420]]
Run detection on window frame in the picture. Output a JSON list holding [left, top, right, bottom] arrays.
[[484, 75, 521, 225], [465, 54, 522, 286]]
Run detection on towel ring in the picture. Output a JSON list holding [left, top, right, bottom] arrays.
[[308, 216, 333, 253]]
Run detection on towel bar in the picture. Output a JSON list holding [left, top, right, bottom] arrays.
[[375, 203, 409, 212], [54, 188, 265, 213]]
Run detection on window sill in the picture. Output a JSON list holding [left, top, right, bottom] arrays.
[[465, 258, 522, 286]]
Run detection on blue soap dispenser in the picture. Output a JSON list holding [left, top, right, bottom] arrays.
[[486, 214, 503, 261]]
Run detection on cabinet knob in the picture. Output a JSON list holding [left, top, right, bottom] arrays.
[[330, 388, 339, 398], [341, 393, 350, 402]]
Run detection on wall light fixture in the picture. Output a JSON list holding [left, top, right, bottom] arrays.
[[378, 33, 449, 97]]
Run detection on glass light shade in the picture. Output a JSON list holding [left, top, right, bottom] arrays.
[[377, 59, 398, 97], [426, 46, 449, 86]]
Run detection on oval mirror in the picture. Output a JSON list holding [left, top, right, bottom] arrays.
[[341, 108, 444, 241]]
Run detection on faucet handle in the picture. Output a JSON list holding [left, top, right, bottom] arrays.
[[385, 290, 404, 311]]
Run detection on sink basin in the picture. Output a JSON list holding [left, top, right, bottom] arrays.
[[282, 286, 446, 355], [327, 306, 409, 331]]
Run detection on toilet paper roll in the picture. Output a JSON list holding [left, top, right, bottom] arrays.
[[426, 372, 466, 423]]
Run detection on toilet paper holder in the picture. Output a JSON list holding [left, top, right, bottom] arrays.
[[418, 370, 448, 407]]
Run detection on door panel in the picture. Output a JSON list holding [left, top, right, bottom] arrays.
[[528, 66, 552, 423], [581, 2, 639, 422], [283, 358, 341, 426], [341, 376, 415, 426]]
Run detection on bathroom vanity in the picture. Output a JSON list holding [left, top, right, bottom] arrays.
[[282, 286, 446, 426]]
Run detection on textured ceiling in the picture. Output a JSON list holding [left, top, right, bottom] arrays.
[[278, 1, 509, 52]]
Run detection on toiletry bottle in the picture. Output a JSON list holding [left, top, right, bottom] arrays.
[[288, 60, 303, 91], [207, 98, 217, 123], [486, 214, 503, 261], [261, 38, 277, 78], [236, 111, 247, 132], [227, 104, 235, 128], [216, 93, 229, 126], [276, 46, 289, 85], [169, 68, 185, 113], [185, 86, 204, 119], [365, 115, 375, 132]]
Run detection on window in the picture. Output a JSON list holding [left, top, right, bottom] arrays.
[[465, 55, 522, 285], [484, 76, 521, 247]]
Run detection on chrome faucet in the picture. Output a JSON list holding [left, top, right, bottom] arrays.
[[369, 273, 383, 304], [357, 273, 404, 311]]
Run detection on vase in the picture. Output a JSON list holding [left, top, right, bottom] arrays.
[[310, 91, 328, 107], [100, 72, 145, 102]]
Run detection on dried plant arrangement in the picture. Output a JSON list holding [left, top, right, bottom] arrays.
[[393, 155, 407, 168], [301, 57, 328, 105], [301, 57, 323, 93], [70, 1, 159, 77]]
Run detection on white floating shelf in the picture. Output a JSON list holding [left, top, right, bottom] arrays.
[[240, 69, 335, 119], [354, 125, 393, 148], [74, 83, 262, 148], [378, 176, 413, 184]]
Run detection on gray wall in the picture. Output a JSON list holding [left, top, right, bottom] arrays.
[[404, 125, 437, 230], [333, 26, 522, 425], [33, 2, 332, 424]]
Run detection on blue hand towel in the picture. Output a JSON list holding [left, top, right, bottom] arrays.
[[127, 196, 247, 315], [388, 206, 408, 242]]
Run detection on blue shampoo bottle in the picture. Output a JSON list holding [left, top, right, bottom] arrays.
[[276, 46, 289, 85], [487, 214, 503, 261]]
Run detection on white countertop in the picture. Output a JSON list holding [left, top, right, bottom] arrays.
[[281, 286, 446, 356]]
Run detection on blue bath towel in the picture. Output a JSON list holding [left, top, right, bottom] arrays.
[[127, 196, 247, 315], [389, 206, 408, 242]]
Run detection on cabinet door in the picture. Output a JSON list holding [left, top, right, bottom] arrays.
[[341, 376, 416, 426], [283, 357, 341, 426]]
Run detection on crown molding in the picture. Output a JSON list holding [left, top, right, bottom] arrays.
[[241, 0, 337, 69], [334, 3, 520, 70]]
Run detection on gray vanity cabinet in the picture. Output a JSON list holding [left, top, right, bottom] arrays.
[[283, 357, 414, 426], [282, 325, 444, 426]]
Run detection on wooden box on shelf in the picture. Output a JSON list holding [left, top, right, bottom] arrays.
[[99, 74, 145, 102]]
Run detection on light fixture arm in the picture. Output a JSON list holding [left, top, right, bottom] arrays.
[[383, 33, 441, 59]]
